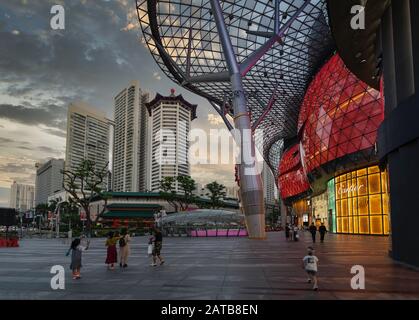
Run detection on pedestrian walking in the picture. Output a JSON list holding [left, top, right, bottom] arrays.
[[68, 238, 90, 280], [293, 225, 299, 241], [151, 227, 165, 266], [105, 231, 118, 270], [119, 228, 131, 268], [285, 224, 290, 241], [290, 224, 294, 241], [302, 246, 319, 291], [319, 223, 327, 243], [309, 222, 317, 243]]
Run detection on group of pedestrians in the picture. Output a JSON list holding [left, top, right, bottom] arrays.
[[105, 228, 131, 269], [309, 222, 327, 243], [67, 227, 164, 280], [285, 223, 300, 241]]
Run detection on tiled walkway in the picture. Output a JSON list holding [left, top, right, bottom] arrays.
[[1, 232, 419, 299]]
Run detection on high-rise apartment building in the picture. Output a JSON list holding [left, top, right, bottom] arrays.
[[262, 161, 276, 205], [146, 89, 197, 193], [35, 158, 65, 205], [9, 181, 35, 211], [112, 81, 149, 192], [65, 102, 110, 187]]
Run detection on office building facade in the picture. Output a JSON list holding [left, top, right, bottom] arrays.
[[34, 158, 64, 205]]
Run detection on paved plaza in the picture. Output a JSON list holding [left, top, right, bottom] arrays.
[[1, 232, 419, 300]]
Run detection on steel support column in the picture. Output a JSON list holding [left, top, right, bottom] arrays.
[[210, 0, 266, 239]]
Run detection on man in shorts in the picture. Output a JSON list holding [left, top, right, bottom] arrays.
[[302, 246, 319, 291], [151, 227, 165, 266]]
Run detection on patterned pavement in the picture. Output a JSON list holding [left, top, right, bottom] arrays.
[[1, 231, 419, 300]]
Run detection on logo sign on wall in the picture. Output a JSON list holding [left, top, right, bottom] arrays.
[[337, 184, 364, 196]]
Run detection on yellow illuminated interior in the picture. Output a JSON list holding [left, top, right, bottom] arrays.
[[335, 165, 390, 235]]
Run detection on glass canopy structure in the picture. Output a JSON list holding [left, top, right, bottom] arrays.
[[162, 209, 244, 225], [136, 0, 334, 177], [137, 0, 335, 238]]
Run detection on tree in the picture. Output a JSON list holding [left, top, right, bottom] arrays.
[[205, 181, 226, 209], [176, 175, 197, 211], [159, 176, 178, 212], [61, 159, 109, 234], [48, 199, 58, 212], [35, 203, 49, 216], [35, 203, 49, 228], [159, 175, 197, 211], [59, 200, 82, 231]]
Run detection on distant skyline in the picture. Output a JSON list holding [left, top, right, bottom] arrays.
[[0, 0, 235, 206]]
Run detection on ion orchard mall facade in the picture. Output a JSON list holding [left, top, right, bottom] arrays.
[[137, 0, 419, 268], [278, 53, 389, 236]]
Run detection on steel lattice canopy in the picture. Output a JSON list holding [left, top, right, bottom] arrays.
[[136, 0, 334, 177]]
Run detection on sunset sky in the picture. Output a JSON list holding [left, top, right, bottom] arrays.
[[0, 0, 236, 206]]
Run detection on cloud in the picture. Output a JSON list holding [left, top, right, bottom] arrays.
[[153, 72, 162, 81], [0, 104, 66, 129], [191, 164, 235, 188], [40, 127, 66, 138], [0, 0, 237, 190], [0, 137, 14, 144]]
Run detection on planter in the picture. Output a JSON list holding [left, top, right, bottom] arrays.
[[0, 237, 19, 247]]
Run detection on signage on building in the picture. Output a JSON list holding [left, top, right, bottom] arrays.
[[337, 184, 364, 195]]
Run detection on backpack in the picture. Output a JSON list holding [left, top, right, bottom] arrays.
[[119, 236, 126, 247]]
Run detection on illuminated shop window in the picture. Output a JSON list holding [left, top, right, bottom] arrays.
[[332, 165, 390, 235], [327, 179, 336, 233]]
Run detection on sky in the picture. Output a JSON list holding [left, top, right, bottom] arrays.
[[0, 0, 236, 207]]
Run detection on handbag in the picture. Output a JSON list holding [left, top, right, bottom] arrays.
[[147, 244, 153, 255]]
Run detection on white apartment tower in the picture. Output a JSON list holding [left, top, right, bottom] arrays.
[[262, 161, 276, 205], [146, 89, 197, 193], [112, 81, 149, 192], [9, 181, 35, 211], [65, 102, 110, 187], [35, 158, 65, 205]]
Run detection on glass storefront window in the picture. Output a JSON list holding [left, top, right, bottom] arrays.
[[370, 215, 383, 235], [368, 173, 381, 194], [329, 165, 389, 235], [357, 176, 367, 196], [369, 194, 382, 214], [357, 168, 367, 176], [359, 216, 369, 234]]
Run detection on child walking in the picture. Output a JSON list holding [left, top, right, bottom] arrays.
[[302, 246, 319, 291], [68, 238, 90, 280]]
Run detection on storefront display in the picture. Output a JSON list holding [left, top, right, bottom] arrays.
[[291, 199, 309, 227], [311, 192, 329, 229], [328, 165, 390, 235], [327, 179, 337, 233]]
